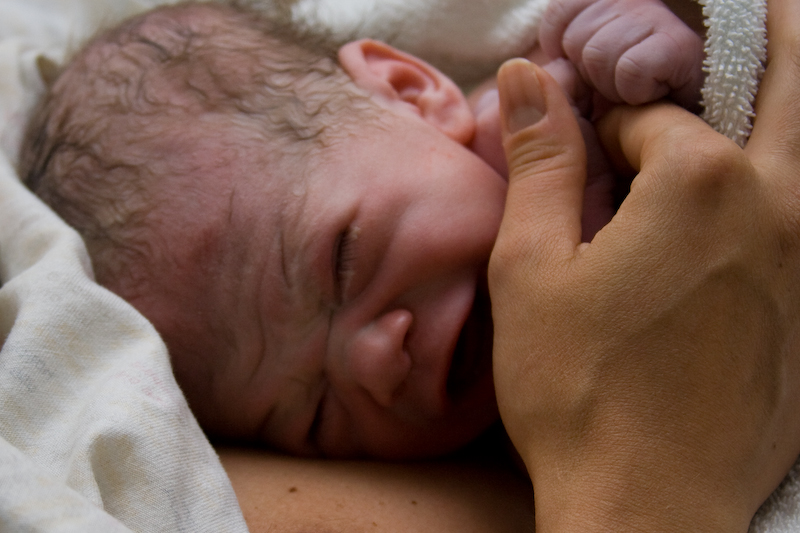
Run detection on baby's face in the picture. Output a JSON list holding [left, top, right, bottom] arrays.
[[134, 106, 507, 459]]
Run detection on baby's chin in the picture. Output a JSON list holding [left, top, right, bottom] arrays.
[[447, 277, 494, 401], [363, 400, 499, 460], [440, 277, 499, 450]]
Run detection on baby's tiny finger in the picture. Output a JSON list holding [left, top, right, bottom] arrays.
[[616, 32, 703, 109]]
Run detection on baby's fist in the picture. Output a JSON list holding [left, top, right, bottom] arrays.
[[540, 0, 704, 109]]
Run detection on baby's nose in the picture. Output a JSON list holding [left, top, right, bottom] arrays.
[[345, 309, 412, 408]]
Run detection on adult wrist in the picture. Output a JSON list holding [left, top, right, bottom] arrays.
[[526, 447, 755, 533]]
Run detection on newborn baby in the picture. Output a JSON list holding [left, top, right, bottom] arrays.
[[18, 0, 702, 458]]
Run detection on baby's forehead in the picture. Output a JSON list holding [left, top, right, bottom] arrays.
[[65, 12, 258, 110]]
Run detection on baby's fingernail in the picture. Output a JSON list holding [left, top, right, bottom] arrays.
[[499, 59, 545, 134]]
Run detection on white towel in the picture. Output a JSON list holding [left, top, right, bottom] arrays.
[[700, 0, 767, 146], [0, 136, 248, 533]]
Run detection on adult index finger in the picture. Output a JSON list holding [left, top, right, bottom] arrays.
[[495, 59, 586, 272], [746, 0, 800, 174], [596, 101, 731, 200]]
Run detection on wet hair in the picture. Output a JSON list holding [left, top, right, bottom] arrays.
[[17, 0, 378, 288]]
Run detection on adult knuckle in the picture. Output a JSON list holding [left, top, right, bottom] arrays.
[[669, 134, 750, 197], [694, 142, 745, 180]]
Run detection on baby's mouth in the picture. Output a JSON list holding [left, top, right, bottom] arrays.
[[446, 282, 493, 399]]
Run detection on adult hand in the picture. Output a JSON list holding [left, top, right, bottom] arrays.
[[489, 0, 800, 531]]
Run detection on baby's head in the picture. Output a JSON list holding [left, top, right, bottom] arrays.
[[18, 1, 507, 458]]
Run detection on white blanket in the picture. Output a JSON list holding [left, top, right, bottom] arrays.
[[1, 2, 249, 531], [0, 0, 795, 531]]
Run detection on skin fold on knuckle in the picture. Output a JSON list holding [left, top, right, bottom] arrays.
[[638, 124, 747, 205], [615, 56, 652, 103], [672, 140, 752, 206], [581, 44, 616, 96], [598, 102, 680, 171]]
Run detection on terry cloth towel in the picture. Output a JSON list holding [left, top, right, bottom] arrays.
[[700, 0, 767, 146]]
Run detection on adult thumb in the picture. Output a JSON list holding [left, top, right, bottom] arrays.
[[496, 59, 588, 261]]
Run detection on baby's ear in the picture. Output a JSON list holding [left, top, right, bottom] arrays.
[[338, 39, 474, 145]]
